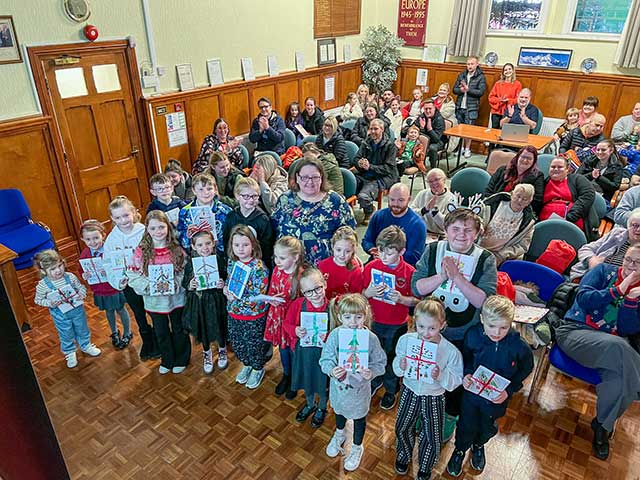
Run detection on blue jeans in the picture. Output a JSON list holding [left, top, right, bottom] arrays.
[[50, 306, 92, 355]]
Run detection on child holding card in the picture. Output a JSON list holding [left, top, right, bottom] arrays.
[[34, 250, 101, 368], [265, 236, 306, 398], [224, 225, 269, 390], [284, 268, 331, 428], [446, 295, 533, 477], [79, 220, 131, 350], [146, 173, 186, 225], [128, 211, 190, 375], [318, 226, 364, 300], [392, 298, 463, 479], [319, 294, 386, 472], [363, 226, 419, 411], [182, 230, 228, 374], [177, 173, 231, 255]]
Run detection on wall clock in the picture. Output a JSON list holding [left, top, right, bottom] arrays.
[[63, 0, 91, 23]]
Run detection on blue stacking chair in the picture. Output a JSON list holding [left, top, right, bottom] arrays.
[[284, 129, 296, 150], [450, 167, 491, 200], [238, 144, 251, 170], [531, 107, 544, 135], [499, 260, 564, 302], [341, 168, 357, 207], [344, 140, 359, 166], [538, 153, 555, 178], [341, 119, 356, 132], [0, 189, 55, 269], [302, 135, 317, 145], [524, 218, 587, 272]]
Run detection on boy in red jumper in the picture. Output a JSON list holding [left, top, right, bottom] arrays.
[[363, 226, 419, 410]]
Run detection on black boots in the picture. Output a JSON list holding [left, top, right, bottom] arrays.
[[275, 374, 290, 396], [591, 418, 610, 460], [139, 329, 161, 361]]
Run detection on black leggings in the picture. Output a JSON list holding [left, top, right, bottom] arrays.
[[336, 414, 367, 446]]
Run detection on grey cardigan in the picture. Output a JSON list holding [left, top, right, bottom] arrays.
[[570, 227, 629, 280]]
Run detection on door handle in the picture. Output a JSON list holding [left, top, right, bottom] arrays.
[[131, 147, 139, 156]]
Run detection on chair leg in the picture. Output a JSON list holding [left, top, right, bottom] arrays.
[[409, 175, 415, 195], [421, 171, 427, 190], [528, 346, 550, 404]]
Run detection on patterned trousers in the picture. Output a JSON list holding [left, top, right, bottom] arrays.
[[395, 386, 445, 474]]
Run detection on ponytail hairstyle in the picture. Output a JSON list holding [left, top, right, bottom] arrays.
[[413, 297, 446, 330], [333, 293, 372, 330], [139, 210, 185, 275], [273, 236, 307, 297], [108, 195, 142, 224], [34, 249, 64, 279]]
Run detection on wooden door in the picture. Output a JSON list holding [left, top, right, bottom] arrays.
[[40, 48, 149, 222]]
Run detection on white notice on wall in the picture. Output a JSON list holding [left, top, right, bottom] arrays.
[[166, 111, 188, 147], [295, 51, 305, 72], [343, 44, 352, 63], [320, 45, 328, 63], [416, 68, 428, 86], [324, 76, 335, 102], [207, 58, 224, 86], [241, 57, 255, 81], [267, 55, 279, 77], [176, 63, 195, 91], [327, 43, 336, 62]]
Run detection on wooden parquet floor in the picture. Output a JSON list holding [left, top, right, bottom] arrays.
[[22, 304, 640, 480]]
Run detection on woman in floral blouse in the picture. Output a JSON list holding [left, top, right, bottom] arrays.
[[193, 118, 245, 173], [271, 157, 356, 266]]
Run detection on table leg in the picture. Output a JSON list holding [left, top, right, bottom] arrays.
[[448, 141, 467, 176]]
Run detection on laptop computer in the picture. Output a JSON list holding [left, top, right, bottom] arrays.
[[499, 123, 529, 142]]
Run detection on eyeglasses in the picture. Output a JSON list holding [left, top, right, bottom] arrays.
[[629, 222, 640, 230], [302, 285, 325, 297], [153, 185, 172, 192], [258, 104, 271, 109], [623, 257, 640, 266], [299, 175, 322, 183], [238, 193, 259, 200]]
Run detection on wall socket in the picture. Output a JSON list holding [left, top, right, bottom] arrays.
[[142, 74, 158, 89], [156, 66, 167, 77]]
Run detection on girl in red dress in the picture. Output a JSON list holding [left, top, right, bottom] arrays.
[[318, 226, 364, 300]]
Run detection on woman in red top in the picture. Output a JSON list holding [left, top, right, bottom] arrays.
[[488, 63, 522, 129], [538, 156, 597, 238]]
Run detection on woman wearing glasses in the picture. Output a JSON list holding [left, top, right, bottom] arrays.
[[208, 151, 245, 209], [576, 139, 623, 202], [272, 157, 356, 266], [193, 118, 245, 173]]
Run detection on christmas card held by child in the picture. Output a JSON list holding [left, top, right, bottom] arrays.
[[464, 365, 511, 402], [105, 253, 127, 287], [79, 257, 108, 285], [148, 264, 175, 296], [371, 268, 396, 305], [189, 206, 217, 240], [338, 328, 369, 372], [404, 337, 438, 383], [48, 286, 83, 314], [441, 251, 476, 293], [192, 255, 220, 290], [228, 261, 252, 298], [300, 312, 329, 347]]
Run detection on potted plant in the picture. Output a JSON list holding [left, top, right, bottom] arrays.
[[360, 25, 404, 95]]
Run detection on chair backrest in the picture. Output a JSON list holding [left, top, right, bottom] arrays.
[[302, 135, 317, 145], [344, 140, 359, 165], [531, 107, 544, 135], [537, 153, 555, 178], [499, 260, 564, 302], [0, 189, 31, 232], [537, 117, 564, 137], [486, 149, 516, 175], [340, 167, 357, 199], [238, 144, 250, 169], [256, 150, 282, 167], [524, 218, 587, 262], [593, 193, 607, 221], [284, 129, 296, 149], [450, 167, 491, 200], [341, 119, 356, 131]]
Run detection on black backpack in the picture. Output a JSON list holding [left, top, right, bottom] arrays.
[[545, 282, 579, 341]]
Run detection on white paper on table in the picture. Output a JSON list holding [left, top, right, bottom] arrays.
[[176, 63, 195, 91], [228, 261, 252, 298], [338, 328, 369, 373], [267, 55, 279, 77], [371, 268, 396, 305], [165, 207, 180, 224], [79, 257, 108, 285], [192, 256, 220, 290], [320, 45, 328, 63], [404, 338, 438, 383], [189, 206, 217, 240], [416, 68, 428, 86], [300, 312, 329, 347], [343, 44, 352, 63], [514, 305, 549, 324], [148, 264, 175, 296], [241, 57, 255, 81], [327, 43, 336, 62], [324, 76, 335, 101], [464, 365, 511, 402], [295, 51, 305, 71], [48, 287, 83, 313], [206, 58, 224, 86]]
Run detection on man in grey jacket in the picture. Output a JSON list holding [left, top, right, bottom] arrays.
[[611, 102, 640, 144], [453, 56, 486, 158]]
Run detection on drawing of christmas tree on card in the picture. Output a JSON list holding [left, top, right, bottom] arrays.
[[148, 264, 175, 296], [440, 251, 476, 292], [79, 257, 108, 285], [371, 269, 396, 305], [404, 337, 438, 383], [338, 328, 369, 374], [300, 312, 329, 347], [192, 255, 220, 290], [228, 261, 251, 298], [464, 365, 510, 402], [189, 206, 217, 240]]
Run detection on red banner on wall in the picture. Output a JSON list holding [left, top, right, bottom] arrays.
[[397, 0, 429, 47]]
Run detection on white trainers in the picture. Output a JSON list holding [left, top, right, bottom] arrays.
[[344, 444, 364, 471], [235, 365, 252, 384], [159, 365, 171, 375], [246, 368, 265, 389], [172, 366, 186, 374], [203, 350, 214, 374], [217, 348, 228, 369], [463, 148, 472, 158], [81, 344, 102, 357], [326, 430, 346, 458], [65, 352, 78, 368]]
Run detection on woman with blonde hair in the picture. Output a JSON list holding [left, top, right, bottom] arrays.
[[250, 153, 288, 214]]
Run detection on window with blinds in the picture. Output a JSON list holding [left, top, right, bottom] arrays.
[[314, 0, 361, 38]]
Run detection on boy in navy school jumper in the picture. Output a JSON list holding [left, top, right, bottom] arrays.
[[146, 173, 186, 224], [446, 295, 533, 477]]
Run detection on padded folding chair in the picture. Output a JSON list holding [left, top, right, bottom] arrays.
[[524, 218, 587, 266], [450, 167, 491, 200], [284, 129, 296, 149], [302, 135, 317, 145], [538, 153, 555, 178], [341, 119, 356, 131], [340, 168, 357, 207], [531, 107, 544, 135], [345, 140, 359, 166]]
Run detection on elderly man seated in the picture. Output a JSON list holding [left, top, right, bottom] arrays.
[[611, 102, 640, 147], [559, 114, 606, 153], [499, 88, 539, 132]]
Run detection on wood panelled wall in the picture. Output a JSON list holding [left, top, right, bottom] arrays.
[[394, 59, 640, 137], [144, 61, 362, 173]]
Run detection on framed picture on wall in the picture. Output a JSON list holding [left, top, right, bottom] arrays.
[[517, 47, 573, 70], [317, 38, 337, 66], [0, 16, 22, 65]]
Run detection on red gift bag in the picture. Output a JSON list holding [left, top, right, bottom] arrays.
[[496, 271, 516, 302], [536, 239, 577, 274]]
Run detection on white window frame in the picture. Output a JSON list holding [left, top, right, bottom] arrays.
[[562, 0, 630, 39], [486, 0, 551, 36]]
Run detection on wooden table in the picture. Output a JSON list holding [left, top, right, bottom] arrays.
[[443, 124, 555, 174]]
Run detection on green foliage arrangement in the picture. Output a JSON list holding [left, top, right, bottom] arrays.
[[360, 25, 404, 95]]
